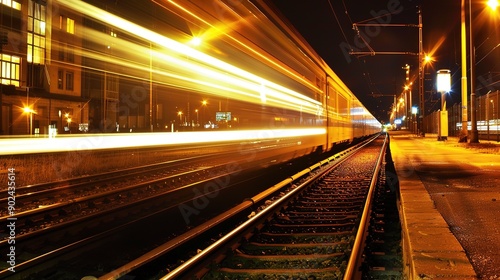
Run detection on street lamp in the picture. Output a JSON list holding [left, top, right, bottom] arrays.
[[460, 0, 469, 142], [195, 109, 199, 126], [177, 111, 183, 124], [67, 117, 72, 133], [201, 100, 207, 125], [487, 0, 499, 9], [492, 99, 496, 132], [463, 0, 498, 143], [437, 69, 451, 141], [23, 107, 34, 136], [420, 54, 434, 136], [412, 106, 418, 135]]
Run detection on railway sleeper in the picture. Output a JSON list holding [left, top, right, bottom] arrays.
[[265, 224, 355, 234], [217, 252, 346, 270], [239, 241, 350, 255], [202, 267, 344, 280], [251, 232, 355, 244], [274, 218, 356, 226], [290, 205, 363, 212]]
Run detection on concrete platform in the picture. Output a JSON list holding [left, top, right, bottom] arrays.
[[388, 131, 500, 279]]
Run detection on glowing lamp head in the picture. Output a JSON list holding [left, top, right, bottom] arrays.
[[437, 69, 451, 93], [190, 37, 202, 46], [487, 0, 498, 10], [424, 55, 432, 64], [412, 106, 418, 114]]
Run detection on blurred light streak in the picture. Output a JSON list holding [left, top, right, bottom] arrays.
[[0, 128, 326, 155], [160, 0, 322, 94], [58, 0, 321, 115]]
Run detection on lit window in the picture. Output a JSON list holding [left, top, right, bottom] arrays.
[[27, 34, 46, 64], [0, 54, 20, 87], [67, 18, 74, 34], [27, 0, 46, 65], [2, 0, 21, 10]]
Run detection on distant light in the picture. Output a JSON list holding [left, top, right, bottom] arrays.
[[23, 107, 33, 113], [190, 37, 202, 46], [411, 106, 418, 114], [424, 55, 433, 64]]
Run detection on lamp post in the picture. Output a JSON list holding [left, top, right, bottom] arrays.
[[412, 106, 418, 135], [23, 107, 34, 136], [469, 0, 480, 143], [403, 64, 411, 131], [497, 90, 499, 142], [420, 54, 433, 136], [463, 0, 498, 142], [178, 111, 183, 124], [195, 109, 199, 126], [490, 99, 494, 139], [459, 0, 469, 142], [201, 100, 207, 126], [67, 117, 72, 133], [437, 69, 451, 141]]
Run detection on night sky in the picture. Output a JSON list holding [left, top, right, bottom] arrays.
[[267, 0, 499, 123]]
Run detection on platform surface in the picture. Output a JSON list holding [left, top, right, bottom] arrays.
[[389, 131, 500, 279]]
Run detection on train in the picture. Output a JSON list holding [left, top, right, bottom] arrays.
[[1, 0, 380, 157]]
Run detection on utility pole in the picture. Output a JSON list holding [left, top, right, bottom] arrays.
[[350, 7, 425, 135], [418, 8, 424, 136]]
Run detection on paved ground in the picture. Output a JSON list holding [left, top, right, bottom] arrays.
[[389, 131, 500, 279]]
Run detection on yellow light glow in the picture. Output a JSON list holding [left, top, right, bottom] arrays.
[[424, 55, 433, 64], [57, 0, 322, 116], [190, 37, 202, 46], [0, 128, 326, 155], [164, 0, 321, 95], [487, 0, 499, 9]]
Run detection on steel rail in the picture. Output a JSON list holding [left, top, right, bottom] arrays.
[[343, 132, 388, 279], [157, 135, 380, 280]]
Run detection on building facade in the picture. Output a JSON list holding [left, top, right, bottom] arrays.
[[0, 0, 87, 136]]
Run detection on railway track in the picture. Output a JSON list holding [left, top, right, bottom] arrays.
[[0, 137, 321, 278], [187, 136, 388, 279], [100, 133, 402, 279], [0, 143, 244, 213]]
